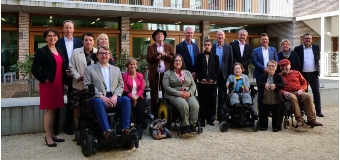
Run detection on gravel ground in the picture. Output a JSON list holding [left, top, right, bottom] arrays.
[[2, 106, 338, 160]]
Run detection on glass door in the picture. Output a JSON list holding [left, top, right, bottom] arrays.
[[180, 36, 202, 53], [1, 31, 18, 72], [130, 35, 151, 58]]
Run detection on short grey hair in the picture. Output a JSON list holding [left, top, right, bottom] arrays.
[[216, 30, 225, 35], [63, 20, 74, 26], [280, 39, 291, 46], [238, 29, 248, 35], [184, 27, 194, 34]]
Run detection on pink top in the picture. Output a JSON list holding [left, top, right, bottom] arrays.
[[122, 72, 145, 99]]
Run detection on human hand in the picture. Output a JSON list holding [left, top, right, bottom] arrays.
[[100, 96, 112, 107], [297, 90, 303, 95], [159, 51, 166, 56], [209, 79, 214, 83], [156, 54, 161, 60], [77, 74, 84, 82], [66, 70, 72, 77], [284, 91, 292, 100], [132, 99, 137, 107], [201, 79, 207, 84], [270, 84, 276, 90], [265, 83, 270, 90], [109, 95, 118, 107], [192, 72, 196, 79], [264, 68, 269, 73], [245, 87, 250, 92]]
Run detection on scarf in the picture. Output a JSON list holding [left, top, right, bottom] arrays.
[[174, 70, 185, 91], [282, 49, 292, 58]]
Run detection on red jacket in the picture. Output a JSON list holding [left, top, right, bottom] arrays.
[[122, 72, 145, 99], [279, 70, 307, 94]]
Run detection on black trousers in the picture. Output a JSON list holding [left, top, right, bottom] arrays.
[[54, 82, 74, 132], [197, 83, 217, 124], [133, 98, 146, 127], [215, 71, 226, 118], [259, 103, 281, 130], [149, 73, 164, 116], [301, 71, 321, 113]]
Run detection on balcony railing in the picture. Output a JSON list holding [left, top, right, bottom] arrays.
[[31, 0, 293, 17]]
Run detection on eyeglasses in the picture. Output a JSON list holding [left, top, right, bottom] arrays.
[[47, 35, 57, 38], [204, 44, 211, 46], [267, 65, 276, 67], [174, 60, 182, 62], [303, 38, 311, 40], [98, 52, 111, 56]]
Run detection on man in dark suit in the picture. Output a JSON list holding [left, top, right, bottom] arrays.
[[54, 20, 83, 135], [212, 30, 233, 123], [294, 32, 323, 117], [176, 27, 199, 76], [146, 29, 175, 116], [229, 29, 253, 75]]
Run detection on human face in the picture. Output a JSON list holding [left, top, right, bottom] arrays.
[[155, 32, 164, 42], [97, 35, 108, 47], [280, 64, 291, 75], [128, 60, 137, 72], [83, 35, 94, 50], [217, 31, 225, 43], [303, 35, 312, 47], [63, 22, 74, 37], [260, 36, 269, 48], [204, 42, 212, 52], [267, 62, 277, 75], [45, 31, 58, 45], [281, 41, 290, 52], [184, 28, 194, 42], [96, 48, 111, 64], [238, 31, 247, 43], [174, 56, 182, 70], [233, 64, 243, 76]]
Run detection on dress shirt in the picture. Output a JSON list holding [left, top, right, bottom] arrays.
[[302, 45, 317, 72], [238, 40, 245, 57], [99, 63, 111, 92], [216, 43, 224, 68], [185, 41, 195, 66], [156, 43, 166, 73], [64, 37, 74, 60], [262, 46, 269, 67], [131, 78, 137, 96]]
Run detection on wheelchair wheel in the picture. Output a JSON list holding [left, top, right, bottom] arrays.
[[284, 119, 290, 129], [219, 121, 229, 132], [157, 99, 172, 128], [123, 141, 135, 150], [76, 130, 81, 145], [253, 120, 259, 132], [81, 129, 94, 157], [302, 112, 308, 124]]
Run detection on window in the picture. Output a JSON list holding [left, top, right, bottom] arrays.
[[210, 24, 265, 34], [130, 20, 200, 31], [1, 31, 18, 73], [1, 13, 17, 26]]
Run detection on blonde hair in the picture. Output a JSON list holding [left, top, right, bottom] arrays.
[[95, 33, 109, 48], [125, 57, 138, 68], [280, 39, 291, 46]]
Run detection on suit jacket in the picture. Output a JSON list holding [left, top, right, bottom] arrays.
[[293, 44, 320, 75], [162, 70, 196, 100], [195, 51, 220, 82], [122, 72, 145, 99], [211, 43, 233, 80], [69, 47, 98, 90], [146, 43, 175, 81], [229, 41, 253, 75], [83, 63, 124, 97], [252, 46, 278, 80], [277, 50, 301, 73], [175, 41, 199, 73], [31, 45, 67, 84], [258, 73, 284, 106]]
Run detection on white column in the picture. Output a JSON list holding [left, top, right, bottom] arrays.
[[320, 16, 332, 77]]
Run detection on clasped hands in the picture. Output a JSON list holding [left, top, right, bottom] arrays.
[[179, 91, 190, 100], [265, 83, 276, 91], [156, 51, 167, 60], [101, 95, 118, 107], [201, 79, 214, 84], [131, 95, 139, 107]]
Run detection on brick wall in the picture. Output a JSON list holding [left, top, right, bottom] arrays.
[[201, 21, 210, 49], [294, 0, 339, 17], [18, 12, 29, 62], [120, 17, 130, 54]]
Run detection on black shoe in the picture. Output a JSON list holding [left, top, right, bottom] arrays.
[[190, 124, 197, 132], [200, 122, 205, 127], [137, 127, 143, 140], [52, 137, 65, 142], [260, 128, 267, 131], [181, 126, 191, 134], [316, 112, 324, 117], [273, 129, 278, 132], [64, 128, 74, 135], [45, 139, 57, 147], [207, 121, 215, 126]]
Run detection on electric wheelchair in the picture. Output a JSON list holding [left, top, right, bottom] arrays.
[[74, 84, 154, 157], [218, 83, 260, 132], [282, 101, 308, 129]]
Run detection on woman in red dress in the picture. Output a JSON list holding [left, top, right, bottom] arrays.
[[32, 28, 68, 147]]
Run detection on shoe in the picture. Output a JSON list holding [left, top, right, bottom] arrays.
[[190, 124, 197, 132], [316, 112, 324, 117], [273, 129, 278, 132], [104, 129, 117, 139], [294, 121, 304, 128], [207, 121, 215, 126], [307, 119, 323, 126], [64, 128, 74, 135], [121, 128, 137, 144], [181, 126, 191, 134], [45, 139, 57, 147], [52, 137, 65, 142], [235, 103, 240, 107], [260, 128, 267, 131], [200, 121, 205, 127]]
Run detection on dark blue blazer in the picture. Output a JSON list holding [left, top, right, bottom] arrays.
[[56, 37, 83, 66], [211, 43, 233, 80], [176, 40, 199, 73], [229, 41, 252, 75], [293, 44, 320, 75], [252, 46, 278, 80]]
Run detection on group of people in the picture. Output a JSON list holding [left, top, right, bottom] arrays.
[[31, 20, 324, 147]]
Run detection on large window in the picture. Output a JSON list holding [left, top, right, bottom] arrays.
[[1, 13, 17, 26], [130, 19, 200, 32], [1, 31, 18, 73], [31, 15, 118, 29], [210, 24, 265, 34]]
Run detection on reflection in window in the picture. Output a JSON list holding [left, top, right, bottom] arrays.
[[130, 20, 200, 31], [210, 24, 265, 34], [31, 15, 118, 29], [1, 31, 18, 72], [132, 37, 150, 58], [1, 14, 17, 26]]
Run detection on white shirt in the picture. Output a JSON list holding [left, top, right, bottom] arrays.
[[262, 46, 269, 67], [238, 40, 245, 57], [99, 63, 111, 92], [302, 45, 317, 72], [131, 78, 137, 96], [64, 37, 74, 60], [156, 43, 166, 73]]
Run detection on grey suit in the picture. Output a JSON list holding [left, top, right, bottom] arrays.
[[163, 70, 199, 126], [84, 63, 124, 97]]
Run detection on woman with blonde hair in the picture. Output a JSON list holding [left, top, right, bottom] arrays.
[[93, 33, 114, 65]]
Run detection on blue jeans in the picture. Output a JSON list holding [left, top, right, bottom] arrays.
[[86, 93, 131, 133]]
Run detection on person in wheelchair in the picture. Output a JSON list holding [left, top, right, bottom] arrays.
[[83, 46, 136, 142], [226, 62, 252, 108], [258, 60, 285, 132], [163, 54, 199, 135], [122, 57, 146, 140], [278, 59, 323, 128]]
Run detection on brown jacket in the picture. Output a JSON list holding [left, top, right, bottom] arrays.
[[146, 43, 175, 81]]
